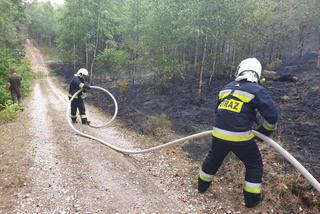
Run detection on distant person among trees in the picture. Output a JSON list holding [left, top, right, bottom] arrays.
[[198, 58, 278, 208], [6, 68, 22, 104], [68, 68, 91, 124]]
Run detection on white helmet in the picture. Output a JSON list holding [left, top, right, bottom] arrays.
[[235, 58, 262, 83], [76, 68, 89, 76]]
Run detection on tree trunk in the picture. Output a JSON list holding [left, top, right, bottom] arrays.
[[227, 44, 232, 65], [231, 48, 236, 65], [49, 35, 52, 47], [89, 14, 101, 84], [317, 48, 320, 70], [73, 41, 76, 72], [268, 40, 274, 64], [209, 39, 220, 87], [162, 46, 165, 61], [298, 24, 306, 59], [221, 39, 226, 53], [194, 32, 199, 72], [198, 33, 207, 99], [132, 60, 136, 85], [85, 40, 89, 68], [174, 45, 178, 57], [209, 58, 216, 88], [182, 41, 186, 61], [132, 49, 136, 85]]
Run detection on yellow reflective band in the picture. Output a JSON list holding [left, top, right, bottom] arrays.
[[218, 99, 244, 113], [79, 83, 85, 88], [80, 115, 87, 119], [244, 186, 262, 194], [219, 90, 231, 99], [71, 115, 77, 118], [212, 131, 255, 142], [199, 173, 213, 182], [219, 93, 229, 100], [219, 90, 254, 103], [262, 121, 276, 131], [211, 128, 255, 142], [233, 90, 255, 103], [232, 94, 252, 103], [69, 93, 79, 99]]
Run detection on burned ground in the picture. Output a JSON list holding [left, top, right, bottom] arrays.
[[50, 54, 320, 212], [50, 54, 320, 179]]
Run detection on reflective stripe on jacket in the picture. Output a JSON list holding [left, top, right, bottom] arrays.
[[213, 80, 278, 141], [211, 127, 255, 142]]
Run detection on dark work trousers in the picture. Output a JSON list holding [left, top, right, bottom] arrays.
[[201, 137, 263, 199], [202, 137, 263, 207], [70, 98, 88, 124], [11, 91, 21, 104]]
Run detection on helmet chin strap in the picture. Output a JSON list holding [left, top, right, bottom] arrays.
[[235, 71, 259, 83]]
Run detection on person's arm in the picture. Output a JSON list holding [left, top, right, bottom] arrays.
[[74, 78, 91, 90], [6, 79, 10, 93], [18, 76, 22, 88], [215, 98, 222, 113], [254, 87, 278, 136]]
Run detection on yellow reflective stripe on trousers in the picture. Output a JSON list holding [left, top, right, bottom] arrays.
[[212, 127, 255, 142], [262, 120, 276, 131], [199, 170, 213, 182], [244, 181, 262, 194], [80, 115, 87, 119]]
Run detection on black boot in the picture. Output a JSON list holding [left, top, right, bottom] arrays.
[[198, 177, 212, 193], [244, 191, 263, 208], [72, 118, 77, 123], [81, 119, 91, 125], [81, 117, 88, 124]]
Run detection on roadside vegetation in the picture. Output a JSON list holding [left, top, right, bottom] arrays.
[[0, 1, 33, 124]]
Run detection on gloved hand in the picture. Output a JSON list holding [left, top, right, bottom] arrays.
[[84, 84, 91, 90], [255, 126, 273, 137]]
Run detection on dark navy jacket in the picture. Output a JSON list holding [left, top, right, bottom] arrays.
[[213, 80, 278, 141], [68, 76, 86, 98]]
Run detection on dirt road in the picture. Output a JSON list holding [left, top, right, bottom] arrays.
[[1, 41, 232, 213]]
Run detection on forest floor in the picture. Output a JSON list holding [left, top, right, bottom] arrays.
[[52, 53, 320, 177]]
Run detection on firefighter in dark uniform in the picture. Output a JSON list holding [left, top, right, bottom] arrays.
[[69, 68, 91, 124], [198, 58, 278, 208], [6, 69, 22, 104]]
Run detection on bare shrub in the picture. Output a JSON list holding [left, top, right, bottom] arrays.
[[141, 113, 172, 136]]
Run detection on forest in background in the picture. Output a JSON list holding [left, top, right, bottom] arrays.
[[26, 0, 320, 100]]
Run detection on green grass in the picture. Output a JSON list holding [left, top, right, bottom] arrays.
[[0, 101, 21, 123]]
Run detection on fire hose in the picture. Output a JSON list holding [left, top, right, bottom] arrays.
[[67, 86, 320, 193]]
